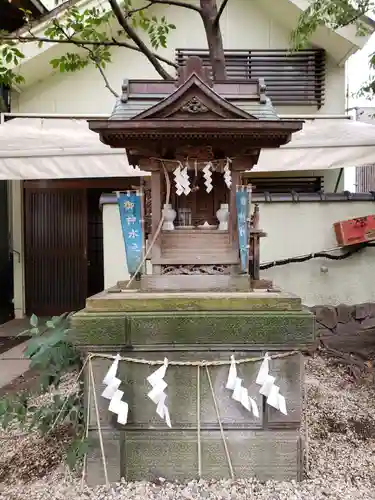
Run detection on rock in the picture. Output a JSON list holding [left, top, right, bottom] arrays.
[[335, 322, 359, 336], [336, 304, 355, 324], [359, 317, 375, 330], [354, 303, 375, 320], [314, 306, 338, 330], [316, 326, 335, 338]]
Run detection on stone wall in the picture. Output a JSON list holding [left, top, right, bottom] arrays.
[[309, 303, 375, 365]]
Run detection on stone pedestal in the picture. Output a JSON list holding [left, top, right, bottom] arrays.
[[71, 280, 315, 485]]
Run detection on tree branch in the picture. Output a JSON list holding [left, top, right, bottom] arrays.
[[94, 61, 119, 97], [50, 23, 120, 97], [125, 2, 153, 18], [1, 35, 179, 69], [107, 0, 173, 79], [150, 0, 202, 13], [214, 0, 230, 26]]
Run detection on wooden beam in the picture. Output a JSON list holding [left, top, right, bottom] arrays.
[[150, 170, 162, 262]]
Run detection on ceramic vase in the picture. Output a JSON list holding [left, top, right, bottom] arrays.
[[216, 203, 229, 230], [162, 203, 177, 230]]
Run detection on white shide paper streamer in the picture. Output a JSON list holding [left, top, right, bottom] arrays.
[[226, 355, 259, 417], [255, 353, 287, 415], [173, 164, 191, 196], [203, 162, 213, 193], [180, 166, 191, 195], [101, 354, 129, 425], [223, 158, 232, 189], [173, 166, 184, 196], [147, 357, 172, 428]]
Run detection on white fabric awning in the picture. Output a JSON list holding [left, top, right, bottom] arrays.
[[1, 117, 375, 179], [0, 118, 147, 179], [254, 119, 375, 172]]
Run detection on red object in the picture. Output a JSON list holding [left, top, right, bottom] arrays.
[[334, 215, 375, 247]]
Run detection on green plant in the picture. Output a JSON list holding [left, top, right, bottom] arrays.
[[0, 313, 88, 471]]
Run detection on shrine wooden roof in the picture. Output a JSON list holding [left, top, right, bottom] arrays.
[[109, 77, 279, 122], [89, 57, 303, 158]]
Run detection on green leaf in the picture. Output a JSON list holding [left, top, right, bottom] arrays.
[[30, 314, 38, 327], [13, 48, 24, 58], [14, 74, 25, 85], [1, 412, 13, 429]]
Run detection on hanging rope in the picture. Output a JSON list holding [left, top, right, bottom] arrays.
[[89, 359, 109, 486], [205, 366, 234, 479], [88, 350, 298, 367], [196, 365, 202, 478]]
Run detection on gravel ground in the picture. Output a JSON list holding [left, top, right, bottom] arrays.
[[1, 354, 375, 500]]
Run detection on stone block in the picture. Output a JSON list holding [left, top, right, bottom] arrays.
[[86, 290, 302, 313], [84, 357, 116, 428], [266, 353, 303, 426], [70, 312, 127, 345], [121, 429, 303, 482], [126, 311, 315, 346], [123, 351, 263, 428], [86, 429, 121, 486]]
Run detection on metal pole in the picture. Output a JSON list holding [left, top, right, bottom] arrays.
[[1, 112, 353, 121]]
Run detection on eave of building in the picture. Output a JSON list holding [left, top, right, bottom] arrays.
[[7, 0, 374, 90], [0, 0, 48, 32], [261, 0, 374, 65]]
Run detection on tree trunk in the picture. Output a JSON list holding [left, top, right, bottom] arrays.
[[200, 0, 227, 80]]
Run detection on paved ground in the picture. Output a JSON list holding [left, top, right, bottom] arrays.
[[0, 341, 30, 388], [0, 318, 33, 389], [0, 318, 31, 337]]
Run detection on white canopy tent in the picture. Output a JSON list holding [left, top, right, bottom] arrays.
[[1, 117, 375, 179], [0, 118, 145, 179], [254, 118, 375, 172]]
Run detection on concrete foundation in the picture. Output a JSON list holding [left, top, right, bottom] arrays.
[[71, 279, 315, 485]]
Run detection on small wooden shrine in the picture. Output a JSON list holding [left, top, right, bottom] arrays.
[[74, 57, 315, 486], [90, 57, 302, 285]]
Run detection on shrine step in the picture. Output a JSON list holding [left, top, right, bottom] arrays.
[[160, 230, 233, 252], [139, 275, 251, 292], [153, 254, 239, 265]]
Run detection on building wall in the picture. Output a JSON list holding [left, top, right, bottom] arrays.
[[12, 0, 345, 116], [102, 198, 375, 306], [259, 200, 375, 305], [354, 107, 375, 192]]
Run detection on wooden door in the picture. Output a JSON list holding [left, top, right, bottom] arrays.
[[24, 188, 88, 316]]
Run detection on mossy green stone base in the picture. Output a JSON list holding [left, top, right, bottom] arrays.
[[73, 288, 315, 485], [71, 310, 314, 347], [86, 289, 302, 313]]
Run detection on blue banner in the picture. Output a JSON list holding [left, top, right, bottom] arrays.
[[236, 189, 250, 273], [117, 192, 144, 275]]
